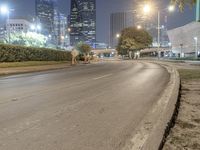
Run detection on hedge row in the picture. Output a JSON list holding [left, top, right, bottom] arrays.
[[0, 44, 71, 62]]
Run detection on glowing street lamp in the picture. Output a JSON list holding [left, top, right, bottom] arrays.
[[68, 28, 71, 32], [143, 3, 175, 58], [61, 35, 65, 40], [137, 25, 142, 30], [143, 4, 151, 13], [168, 5, 175, 12], [116, 33, 120, 38], [37, 25, 41, 31], [30, 24, 41, 33], [30, 25, 36, 30], [0, 5, 9, 14]]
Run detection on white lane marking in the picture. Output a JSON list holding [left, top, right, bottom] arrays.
[[93, 74, 112, 80]]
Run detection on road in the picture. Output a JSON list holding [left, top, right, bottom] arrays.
[[0, 61, 169, 150]]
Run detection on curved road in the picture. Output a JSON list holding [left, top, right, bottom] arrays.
[[0, 61, 169, 150]]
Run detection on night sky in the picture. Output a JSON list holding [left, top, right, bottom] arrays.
[[0, 0, 196, 43]]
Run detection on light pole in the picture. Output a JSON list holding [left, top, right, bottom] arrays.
[[0, 5, 10, 44], [143, 4, 175, 58], [180, 44, 183, 58], [194, 37, 198, 59]]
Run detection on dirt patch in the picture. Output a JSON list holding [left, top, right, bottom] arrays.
[[163, 75, 200, 150]]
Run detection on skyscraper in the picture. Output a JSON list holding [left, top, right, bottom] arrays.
[[35, 0, 55, 35], [69, 0, 96, 46], [54, 10, 69, 48], [110, 12, 134, 48]]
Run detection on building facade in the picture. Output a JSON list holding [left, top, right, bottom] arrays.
[[168, 22, 200, 57], [35, 0, 55, 35], [53, 10, 69, 48], [6, 19, 31, 33], [0, 27, 6, 42], [69, 0, 96, 46], [110, 12, 134, 48]]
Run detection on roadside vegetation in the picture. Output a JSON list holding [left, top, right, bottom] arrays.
[[76, 42, 92, 63], [163, 68, 200, 150], [179, 69, 200, 80], [0, 61, 68, 68], [170, 0, 196, 11], [0, 44, 71, 62], [116, 26, 152, 59]]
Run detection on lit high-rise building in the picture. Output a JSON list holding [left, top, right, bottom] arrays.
[[69, 0, 96, 46], [35, 0, 55, 35], [110, 12, 134, 48], [53, 10, 69, 48]]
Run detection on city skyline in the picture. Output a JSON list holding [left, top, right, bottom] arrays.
[[0, 0, 196, 44], [69, 0, 96, 46]]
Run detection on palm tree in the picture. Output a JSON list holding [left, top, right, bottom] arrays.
[[171, 0, 196, 11]]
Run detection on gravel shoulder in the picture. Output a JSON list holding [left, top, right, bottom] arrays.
[[0, 61, 71, 76], [163, 69, 200, 150]]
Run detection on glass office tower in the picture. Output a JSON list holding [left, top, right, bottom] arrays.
[[69, 0, 96, 46]]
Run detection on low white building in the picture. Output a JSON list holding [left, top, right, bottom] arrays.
[[6, 19, 31, 33], [168, 22, 200, 57]]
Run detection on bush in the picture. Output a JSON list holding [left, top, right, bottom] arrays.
[[0, 44, 71, 62]]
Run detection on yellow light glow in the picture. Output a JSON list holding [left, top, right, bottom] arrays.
[[116, 34, 120, 38], [68, 28, 71, 32], [143, 4, 151, 13], [137, 25, 142, 29], [168, 5, 175, 12]]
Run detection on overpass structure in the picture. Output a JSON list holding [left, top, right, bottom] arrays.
[[92, 49, 117, 57], [140, 47, 171, 57]]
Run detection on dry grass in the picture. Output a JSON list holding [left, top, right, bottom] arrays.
[[178, 69, 200, 80], [0, 61, 68, 68]]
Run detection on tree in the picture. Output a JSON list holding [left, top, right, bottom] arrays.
[[9, 32, 47, 47], [77, 43, 92, 63], [116, 27, 152, 57], [171, 0, 196, 11]]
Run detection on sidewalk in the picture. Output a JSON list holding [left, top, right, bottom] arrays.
[[0, 62, 71, 76]]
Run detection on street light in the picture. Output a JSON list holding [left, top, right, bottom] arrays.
[[143, 3, 175, 58], [30, 24, 41, 33], [0, 5, 10, 43], [30, 24, 36, 30], [168, 5, 175, 12], [37, 25, 41, 31], [68, 28, 71, 32], [194, 37, 198, 59], [143, 4, 151, 13], [137, 25, 142, 30], [0, 5, 9, 14], [116, 33, 120, 38]]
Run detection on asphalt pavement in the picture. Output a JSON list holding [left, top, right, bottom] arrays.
[[0, 61, 169, 150]]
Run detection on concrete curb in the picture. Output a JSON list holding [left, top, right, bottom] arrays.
[[122, 62, 180, 150], [0, 64, 72, 77]]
